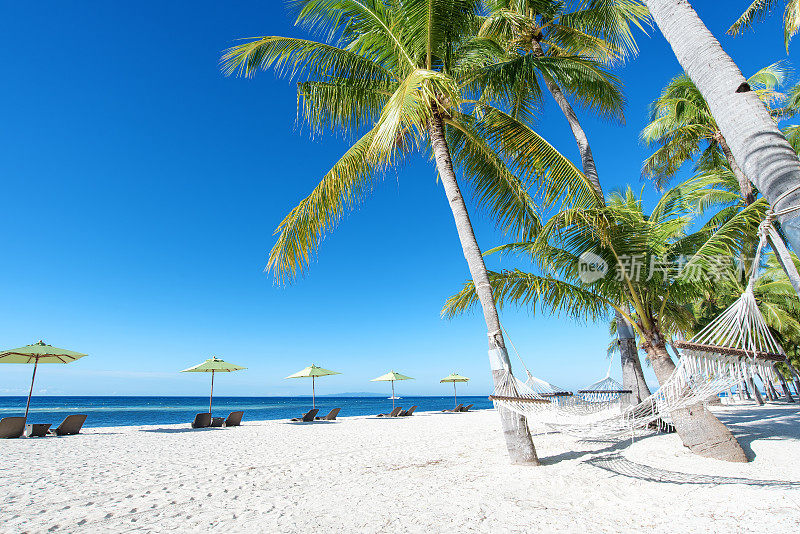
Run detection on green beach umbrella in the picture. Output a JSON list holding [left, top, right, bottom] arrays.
[[285, 364, 341, 409], [440, 373, 470, 409], [0, 340, 87, 421], [371, 370, 414, 410], [181, 356, 246, 415]]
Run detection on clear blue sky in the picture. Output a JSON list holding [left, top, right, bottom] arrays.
[[0, 2, 791, 397]]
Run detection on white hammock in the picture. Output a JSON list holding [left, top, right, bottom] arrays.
[[490, 231, 788, 439]]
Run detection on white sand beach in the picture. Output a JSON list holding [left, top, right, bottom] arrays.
[[2, 404, 799, 533]]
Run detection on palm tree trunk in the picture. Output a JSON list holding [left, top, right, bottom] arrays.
[[428, 111, 540, 465], [616, 309, 651, 404], [643, 330, 748, 462], [644, 0, 800, 282], [530, 41, 603, 195], [715, 133, 755, 205]]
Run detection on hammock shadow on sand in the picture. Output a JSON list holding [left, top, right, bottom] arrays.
[[586, 453, 800, 488]]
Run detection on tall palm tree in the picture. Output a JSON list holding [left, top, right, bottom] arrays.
[[220, 0, 610, 464], [643, 0, 800, 291], [641, 63, 788, 205], [728, 0, 800, 53], [479, 0, 653, 402], [445, 185, 765, 461]]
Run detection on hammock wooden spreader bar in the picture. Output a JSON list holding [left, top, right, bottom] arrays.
[[489, 395, 550, 404], [673, 341, 785, 362], [577, 389, 632, 394]]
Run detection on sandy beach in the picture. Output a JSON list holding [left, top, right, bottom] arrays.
[[2, 403, 799, 533]]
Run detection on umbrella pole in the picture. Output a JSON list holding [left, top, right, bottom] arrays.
[[312, 376, 316, 410], [453, 381, 457, 410], [392, 381, 395, 410], [209, 370, 214, 415], [25, 358, 39, 421]]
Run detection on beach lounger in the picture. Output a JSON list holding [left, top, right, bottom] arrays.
[[315, 408, 340, 421], [25, 423, 52, 437], [291, 409, 319, 422], [210, 417, 225, 427], [459, 404, 474, 412], [191, 413, 212, 429], [442, 404, 464, 413], [0, 417, 26, 439], [49, 414, 87, 436], [224, 411, 244, 427], [399, 406, 418, 416], [377, 407, 403, 417]]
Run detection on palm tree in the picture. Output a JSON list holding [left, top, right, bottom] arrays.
[[641, 63, 788, 205], [445, 185, 765, 461], [479, 0, 653, 402], [643, 0, 800, 293], [220, 0, 607, 464], [728, 0, 800, 53]]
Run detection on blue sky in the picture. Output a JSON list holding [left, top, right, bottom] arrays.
[[0, 2, 792, 397]]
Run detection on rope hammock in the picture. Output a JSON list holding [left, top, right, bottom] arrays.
[[489, 227, 791, 439]]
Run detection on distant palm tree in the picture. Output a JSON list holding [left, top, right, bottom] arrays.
[[641, 63, 788, 204], [220, 0, 612, 464], [445, 185, 765, 461], [728, 0, 800, 53]]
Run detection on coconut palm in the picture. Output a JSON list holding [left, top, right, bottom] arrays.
[[478, 0, 653, 402], [221, 0, 620, 464], [642, 0, 800, 270], [641, 63, 788, 204], [728, 0, 800, 53], [444, 184, 766, 461]]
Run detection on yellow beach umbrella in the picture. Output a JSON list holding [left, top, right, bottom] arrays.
[[440, 373, 470, 409], [285, 364, 341, 409], [370, 370, 414, 409], [0, 340, 87, 421], [181, 356, 246, 415]]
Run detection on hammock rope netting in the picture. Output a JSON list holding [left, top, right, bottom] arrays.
[[489, 226, 799, 440]]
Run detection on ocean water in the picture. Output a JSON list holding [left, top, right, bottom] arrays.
[[0, 396, 492, 428]]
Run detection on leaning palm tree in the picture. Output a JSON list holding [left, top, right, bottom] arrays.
[[728, 0, 800, 53], [445, 185, 766, 461], [641, 63, 788, 204], [220, 0, 608, 464], [642, 0, 800, 269], [479, 0, 653, 402]]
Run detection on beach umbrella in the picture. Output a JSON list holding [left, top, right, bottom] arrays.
[[370, 370, 414, 409], [0, 340, 87, 421], [285, 364, 340, 409], [440, 373, 470, 409], [181, 356, 246, 415]]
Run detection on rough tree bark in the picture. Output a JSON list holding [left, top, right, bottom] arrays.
[[429, 111, 540, 465], [644, 0, 800, 288], [617, 309, 651, 404], [643, 330, 748, 462], [715, 132, 755, 205]]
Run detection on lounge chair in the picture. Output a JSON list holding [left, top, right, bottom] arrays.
[[210, 417, 225, 427], [0, 417, 26, 439], [49, 414, 87, 436], [442, 404, 463, 413], [377, 407, 403, 417], [25, 423, 52, 437], [224, 411, 244, 427], [459, 404, 474, 412], [291, 409, 319, 422], [399, 406, 418, 416], [315, 408, 340, 421], [191, 413, 212, 429]]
